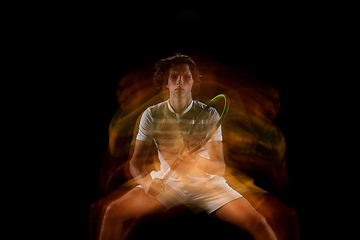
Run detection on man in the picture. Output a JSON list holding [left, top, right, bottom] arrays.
[[99, 54, 278, 240]]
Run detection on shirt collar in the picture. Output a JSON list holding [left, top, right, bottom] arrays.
[[167, 99, 194, 116]]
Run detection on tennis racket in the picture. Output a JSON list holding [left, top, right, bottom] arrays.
[[161, 94, 230, 181]]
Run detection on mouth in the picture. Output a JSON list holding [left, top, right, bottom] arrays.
[[175, 88, 184, 91]]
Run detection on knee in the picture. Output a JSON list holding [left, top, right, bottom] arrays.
[[281, 207, 299, 226], [247, 213, 269, 232], [269, 202, 300, 226], [89, 200, 103, 218], [103, 201, 124, 221], [287, 208, 299, 221]]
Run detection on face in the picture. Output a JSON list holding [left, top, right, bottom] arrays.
[[166, 64, 194, 99]]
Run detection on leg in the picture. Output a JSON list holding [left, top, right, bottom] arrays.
[[99, 187, 166, 240], [212, 197, 277, 240], [244, 193, 301, 240]]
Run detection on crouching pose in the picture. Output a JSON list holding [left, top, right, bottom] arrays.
[[99, 54, 277, 240]]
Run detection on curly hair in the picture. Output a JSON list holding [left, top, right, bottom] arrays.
[[153, 53, 202, 100]]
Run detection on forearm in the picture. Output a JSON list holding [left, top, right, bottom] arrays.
[[195, 156, 226, 176], [129, 159, 151, 188], [130, 158, 165, 197], [129, 140, 152, 188]]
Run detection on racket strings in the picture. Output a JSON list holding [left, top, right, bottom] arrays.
[[163, 94, 229, 180], [186, 107, 221, 150]]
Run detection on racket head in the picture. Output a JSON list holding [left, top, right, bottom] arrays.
[[184, 94, 230, 153]]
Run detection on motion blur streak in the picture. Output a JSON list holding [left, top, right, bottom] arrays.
[[92, 53, 300, 240]]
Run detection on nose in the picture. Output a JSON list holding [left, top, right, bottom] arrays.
[[176, 76, 184, 86]]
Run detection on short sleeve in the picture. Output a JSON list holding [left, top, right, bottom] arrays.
[[136, 108, 154, 142], [208, 109, 223, 142], [209, 125, 223, 142]]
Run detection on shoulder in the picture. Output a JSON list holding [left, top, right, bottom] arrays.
[[144, 100, 168, 118], [193, 100, 216, 114], [193, 100, 206, 108], [194, 100, 217, 115], [138, 101, 167, 128], [193, 100, 207, 111]]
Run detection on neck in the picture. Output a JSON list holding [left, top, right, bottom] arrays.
[[169, 94, 192, 114]]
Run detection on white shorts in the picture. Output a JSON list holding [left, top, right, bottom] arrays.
[[138, 176, 242, 214]]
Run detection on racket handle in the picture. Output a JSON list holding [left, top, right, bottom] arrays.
[[161, 148, 197, 181], [161, 157, 181, 181]]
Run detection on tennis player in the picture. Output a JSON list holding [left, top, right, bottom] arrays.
[[99, 54, 277, 240]]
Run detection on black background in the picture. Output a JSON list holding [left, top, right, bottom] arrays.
[[42, 2, 334, 239]]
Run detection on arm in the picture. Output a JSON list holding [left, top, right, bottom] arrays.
[[178, 110, 226, 176], [180, 141, 226, 176], [129, 109, 156, 189], [130, 139, 165, 197], [196, 117, 226, 176], [196, 141, 226, 176], [129, 139, 152, 188]]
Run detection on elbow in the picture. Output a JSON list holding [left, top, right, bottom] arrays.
[[211, 163, 226, 176], [129, 157, 135, 168], [200, 159, 226, 176], [217, 164, 226, 176], [129, 158, 139, 178], [130, 157, 142, 169]]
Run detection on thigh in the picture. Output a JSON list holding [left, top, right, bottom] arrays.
[[211, 197, 262, 229], [107, 187, 166, 220], [188, 179, 242, 214]]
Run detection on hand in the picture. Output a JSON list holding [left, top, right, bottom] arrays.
[[146, 178, 165, 198]]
